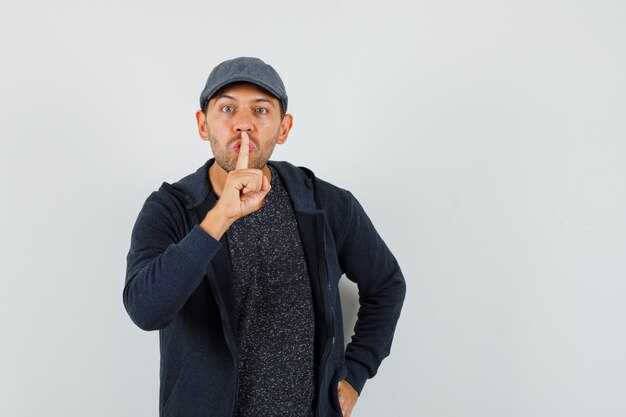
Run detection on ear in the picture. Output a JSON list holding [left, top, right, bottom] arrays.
[[196, 109, 209, 141], [276, 113, 293, 145]]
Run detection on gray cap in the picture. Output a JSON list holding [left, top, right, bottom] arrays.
[[199, 57, 288, 114]]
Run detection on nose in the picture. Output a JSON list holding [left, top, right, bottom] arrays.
[[233, 111, 254, 134]]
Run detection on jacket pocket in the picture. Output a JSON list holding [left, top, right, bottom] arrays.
[[328, 366, 347, 417], [162, 351, 236, 417]]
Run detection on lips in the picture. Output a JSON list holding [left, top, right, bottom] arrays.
[[232, 140, 256, 152], [233, 144, 253, 153]]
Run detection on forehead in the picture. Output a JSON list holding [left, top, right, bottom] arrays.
[[211, 82, 278, 102]]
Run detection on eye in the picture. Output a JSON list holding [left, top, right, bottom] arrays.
[[255, 107, 268, 114], [221, 105, 235, 113]]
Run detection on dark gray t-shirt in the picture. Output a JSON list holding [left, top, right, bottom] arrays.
[[226, 165, 316, 417]]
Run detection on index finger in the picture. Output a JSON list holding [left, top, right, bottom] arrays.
[[235, 131, 249, 170]]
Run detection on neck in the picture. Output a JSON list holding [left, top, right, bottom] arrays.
[[208, 160, 272, 197]]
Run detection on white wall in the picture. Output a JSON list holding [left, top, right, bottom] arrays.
[[1, 0, 625, 416]]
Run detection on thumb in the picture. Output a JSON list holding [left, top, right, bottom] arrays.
[[261, 174, 271, 193]]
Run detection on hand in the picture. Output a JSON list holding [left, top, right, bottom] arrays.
[[200, 132, 270, 239], [338, 379, 359, 417], [218, 131, 271, 220]]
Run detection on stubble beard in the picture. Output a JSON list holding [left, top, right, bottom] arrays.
[[208, 130, 280, 173]]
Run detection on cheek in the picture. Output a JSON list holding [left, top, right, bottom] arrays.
[[257, 121, 273, 130], [206, 114, 231, 129], [258, 114, 281, 127], [206, 123, 231, 140]]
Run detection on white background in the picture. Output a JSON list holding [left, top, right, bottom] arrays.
[[1, 0, 625, 416]]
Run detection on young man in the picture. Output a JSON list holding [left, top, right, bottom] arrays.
[[123, 57, 406, 417]]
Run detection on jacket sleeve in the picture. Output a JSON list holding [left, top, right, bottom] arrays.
[[337, 191, 406, 394], [123, 191, 222, 331]]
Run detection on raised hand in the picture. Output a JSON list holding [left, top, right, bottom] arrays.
[[200, 132, 271, 240], [223, 131, 271, 218]]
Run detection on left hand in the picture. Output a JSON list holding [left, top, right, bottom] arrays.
[[338, 379, 359, 416]]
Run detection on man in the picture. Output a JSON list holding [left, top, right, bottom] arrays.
[[123, 57, 406, 417]]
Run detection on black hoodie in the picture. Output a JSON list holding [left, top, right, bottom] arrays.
[[123, 158, 406, 417]]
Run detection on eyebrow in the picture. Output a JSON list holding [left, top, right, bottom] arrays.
[[214, 94, 276, 108]]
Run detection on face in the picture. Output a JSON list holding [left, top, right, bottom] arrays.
[[196, 82, 293, 172]]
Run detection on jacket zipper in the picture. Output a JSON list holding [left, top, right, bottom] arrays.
[[203, 267, 240, 417], [315, 212, 336, 417], [183, 200, 240, 417]]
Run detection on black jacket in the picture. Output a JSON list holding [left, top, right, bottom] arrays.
[[123, 158, 406, 417]]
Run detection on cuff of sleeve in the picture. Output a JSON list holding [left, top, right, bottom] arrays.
[[176, 224, 222, 273], [344, 358, 370, 395]]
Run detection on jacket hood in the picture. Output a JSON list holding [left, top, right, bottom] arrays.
[[161, 158, 320, 213]]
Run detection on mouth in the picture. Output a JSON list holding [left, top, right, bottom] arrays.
[[233, 144, 252, 153], [232, 140, 256, 153]]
